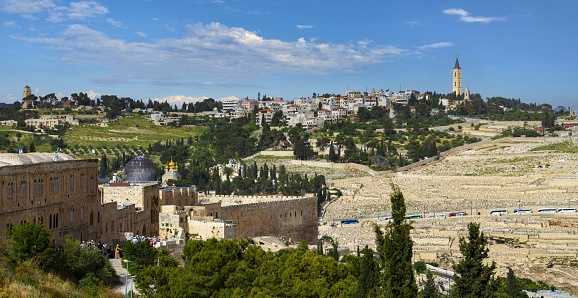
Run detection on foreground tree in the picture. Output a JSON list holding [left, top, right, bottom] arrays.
[[374, 184, 417, 298], [5, 221, 54, 269], [419, 271, 439, 298], [451, 222, 497, 297]]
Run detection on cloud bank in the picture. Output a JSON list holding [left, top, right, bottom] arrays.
[[443, 8, 506, 23]]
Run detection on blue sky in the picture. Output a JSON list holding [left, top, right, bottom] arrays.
[[1, 0, 576, 109]]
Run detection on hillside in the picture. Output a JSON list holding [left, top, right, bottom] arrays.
[[62, 116, 205, 159]]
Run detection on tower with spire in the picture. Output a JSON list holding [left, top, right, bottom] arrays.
[[452, 56, 462, 96]]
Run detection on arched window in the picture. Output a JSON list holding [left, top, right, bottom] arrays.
[[20, 180, 27, 197], [49, 177, 53, 194], [69, 175, 74, 191], [89, 176, 95, 193], [80, 174, 85, 188], [7, 182, 14, 198]]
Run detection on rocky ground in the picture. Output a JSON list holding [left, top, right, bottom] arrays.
[[319, 136, 578, 294]]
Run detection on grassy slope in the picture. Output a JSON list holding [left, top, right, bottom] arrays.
[[64, 116, 206, 148], [0, 260, 121, 298]]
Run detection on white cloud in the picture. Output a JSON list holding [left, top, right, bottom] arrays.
[[0, 0, 56, 14], [0, 93, 15, 103], [3, 20, 18, 27], [296, 25, 314, 30], [405, 21, 420, 27], [418, 42, 454, 50], [86, 90, 100, 100], [47, 1, 108, 22], [106, 18, 122, 27], [15, 22, 408, 86], [443, 8, 506, 23], [1, 0, 109, 22], [150, 95, 210, 107], [135, 31, 147, 38]]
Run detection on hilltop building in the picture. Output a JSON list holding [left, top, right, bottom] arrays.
[[22, 86, 34, 109], [22, 86, 32, 99], [453, 57, 462, 96]]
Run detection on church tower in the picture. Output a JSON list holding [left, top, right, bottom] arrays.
[[22, 86, 32, 99], [452, 57, 462, 96]]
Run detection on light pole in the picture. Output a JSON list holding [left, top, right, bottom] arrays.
[[123, 259, 131, 298]]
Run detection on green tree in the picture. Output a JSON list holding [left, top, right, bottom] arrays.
[[506, 267, 518, 298], [5, 221, 54, 269], [58, 236, 114, 283], [451, 222, 497, 298], [374, 184, 417, 298], [419, 271, 439, 298], [28, 142, 36, 152], [355, 245, 380, 298]]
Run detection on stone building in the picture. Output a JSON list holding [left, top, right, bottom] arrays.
[[0, 153, 195, 247], [0, 152, 313, 247], [159, 195, 318, 244], [0, 153, 101, 243]]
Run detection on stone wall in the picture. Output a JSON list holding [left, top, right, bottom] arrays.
[[218, 196, 318, 244], [159, 186, 197, 206]]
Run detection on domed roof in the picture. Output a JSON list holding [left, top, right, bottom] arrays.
[[27, 153, 54, 163], [0, 152, 75, 167], [123, 156, 158, 182], [0, 153, 33, 165]]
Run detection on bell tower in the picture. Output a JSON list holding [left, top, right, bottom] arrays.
[[452, 57, 462, 96]]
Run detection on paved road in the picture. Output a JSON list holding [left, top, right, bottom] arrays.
[[110, 258, 139, 297]]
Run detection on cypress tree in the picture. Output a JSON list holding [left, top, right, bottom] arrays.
[[355, 245, 380, 298], [506, 267, 518, 298], [374, 184, 417, 298], [420, 271, 439, 298], [451, 222, 497, 298]]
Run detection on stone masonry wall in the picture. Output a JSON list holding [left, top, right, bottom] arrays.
[[218, 196, 318, 244]]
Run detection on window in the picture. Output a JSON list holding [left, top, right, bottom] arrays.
[[20, 180, 27, 197], [80, 174, 85, 188], [69, 208, 74, 223], [7, 182, 14, 198], [49, 178, 53, 194], [80, 207, 84, 221], [69, 175, 74, 191], [89, 177, 94, 193]]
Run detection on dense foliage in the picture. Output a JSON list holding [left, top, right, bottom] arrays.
[[451, 222, 497, 297], [135, 239, 357, 297], [0, 222, 118, 297]]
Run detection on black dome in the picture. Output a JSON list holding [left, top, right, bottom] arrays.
[[123, 156, 158, 182]]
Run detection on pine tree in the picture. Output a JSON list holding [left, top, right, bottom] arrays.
[[451, 222, 497, 298], [420, 271, 439, 298], [355, 245, 380, 298], [374, 184, 417, 298], [506, 267, 518, 298]]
